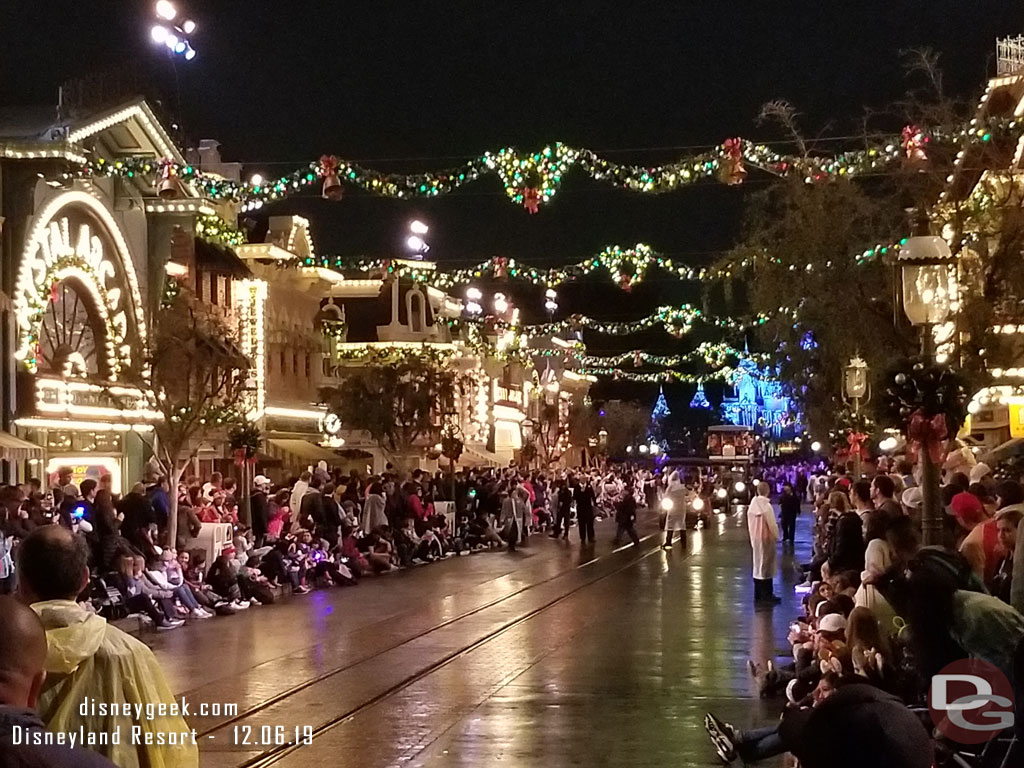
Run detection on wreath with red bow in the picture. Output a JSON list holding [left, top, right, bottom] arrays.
[[880, 357, 968, 464]]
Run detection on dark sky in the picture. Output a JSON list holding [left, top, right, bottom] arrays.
[[2, 1, 1022, 405]]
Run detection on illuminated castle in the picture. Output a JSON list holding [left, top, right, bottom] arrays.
[[720, 358, 799, 437]]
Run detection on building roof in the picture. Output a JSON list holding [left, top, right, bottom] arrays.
[[0, 106, 61, 140]]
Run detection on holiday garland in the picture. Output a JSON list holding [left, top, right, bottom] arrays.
[[195, 213, 245, 247], [63, 119, 1020, 212], [451, 304, 781, 338]]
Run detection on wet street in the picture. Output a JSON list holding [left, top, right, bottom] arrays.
[[150, 510, 806, 767]]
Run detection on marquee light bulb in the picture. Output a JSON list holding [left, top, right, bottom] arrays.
[[249, 174, 264, 187]]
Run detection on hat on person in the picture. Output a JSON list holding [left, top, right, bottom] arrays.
[[950, 491, 987, 528], [253, 474, 271, 488], [969, 462, 992, 484], [901, 486, 923, 510], [817, 613, 848, 634], [60, 483, 80, 498]]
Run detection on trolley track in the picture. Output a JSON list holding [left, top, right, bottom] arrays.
[[192, 532, 658, 740], [203, 527, 713, 768]]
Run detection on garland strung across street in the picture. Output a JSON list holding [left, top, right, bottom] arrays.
[[450, 304, 784, 338], [578, 365, 742, 384], [61, 119, 1019, 213], [300, 237, 907, 293], [580, 342, 771, 369]]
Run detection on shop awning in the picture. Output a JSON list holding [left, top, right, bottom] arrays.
[[981, 438, 1024, 465], [267, 438, 339, 462], [0, 430, 43, 461]]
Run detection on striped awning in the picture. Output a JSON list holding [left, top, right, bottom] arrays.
[[0, 430, 43, 461]]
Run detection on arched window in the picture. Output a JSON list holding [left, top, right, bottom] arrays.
[[407, 288, 426, 333]]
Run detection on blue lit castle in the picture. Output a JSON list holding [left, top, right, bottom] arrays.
[[720, 358, 799, 438]]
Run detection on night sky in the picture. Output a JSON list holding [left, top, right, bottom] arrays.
[[2, 1, 1022, 406]]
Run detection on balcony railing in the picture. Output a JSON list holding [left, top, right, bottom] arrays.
[[997, 36, 1024, 76]]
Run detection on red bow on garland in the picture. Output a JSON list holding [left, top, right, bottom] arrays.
[[901, 125, 928, 163], [523, 187, 540, 214], [719, 138, 747, 185], [233, 450, 257, 467], [846, 431, 869, 459], [907, 409, 947, 465], [319, 154, 339, 175]]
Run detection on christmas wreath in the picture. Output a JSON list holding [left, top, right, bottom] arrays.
[[880, 357, 968, 464], [229, 423, 262, 465]]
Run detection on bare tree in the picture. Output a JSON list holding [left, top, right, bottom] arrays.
[[146, 286, 251, 544]]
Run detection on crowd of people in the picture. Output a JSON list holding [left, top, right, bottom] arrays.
[[0, 462, 668, 633], [0, 459, 674, 766], [708, 455, 1024, 766], [8, 448, 1024, 766]]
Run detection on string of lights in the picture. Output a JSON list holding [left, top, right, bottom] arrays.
[[63, 119, 1019, 212]]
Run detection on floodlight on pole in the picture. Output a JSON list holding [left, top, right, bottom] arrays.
[[156, 0, 177, 21]]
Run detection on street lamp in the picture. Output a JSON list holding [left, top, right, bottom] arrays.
[[544, 288, 558, 318], [842, 357, 870, 409], [405, 220, 430, 259], [810, 440, 822, 453], [899, 232, 955, 546], [842, 356, 871, 477], [900, 236, 953, 332], [150, 2, 197, 60]]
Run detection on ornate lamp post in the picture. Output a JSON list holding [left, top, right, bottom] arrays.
[[899, 234, 954, 546], [841, 356, 871, 477]]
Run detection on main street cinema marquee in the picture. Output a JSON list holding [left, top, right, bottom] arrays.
[[13, 190, 159, 431]]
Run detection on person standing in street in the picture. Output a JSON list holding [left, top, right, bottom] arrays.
[[748, 481, 780, 604], [779, 482, 801, 544], [552, 478, 573, 540], [249, 475, 270, 546], [663, 470, 689, 548], [575, 477, 596, 544], [613, 488, 641, 547]]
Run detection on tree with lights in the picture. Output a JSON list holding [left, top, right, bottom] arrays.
[[146, 284, 253, 546], [648, 386, 671, 451], [710, 53, 1024, 437], [320, 355, 459, 470]]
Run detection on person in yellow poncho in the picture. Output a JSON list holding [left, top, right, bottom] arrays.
[[16, 525, 198, 768]]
